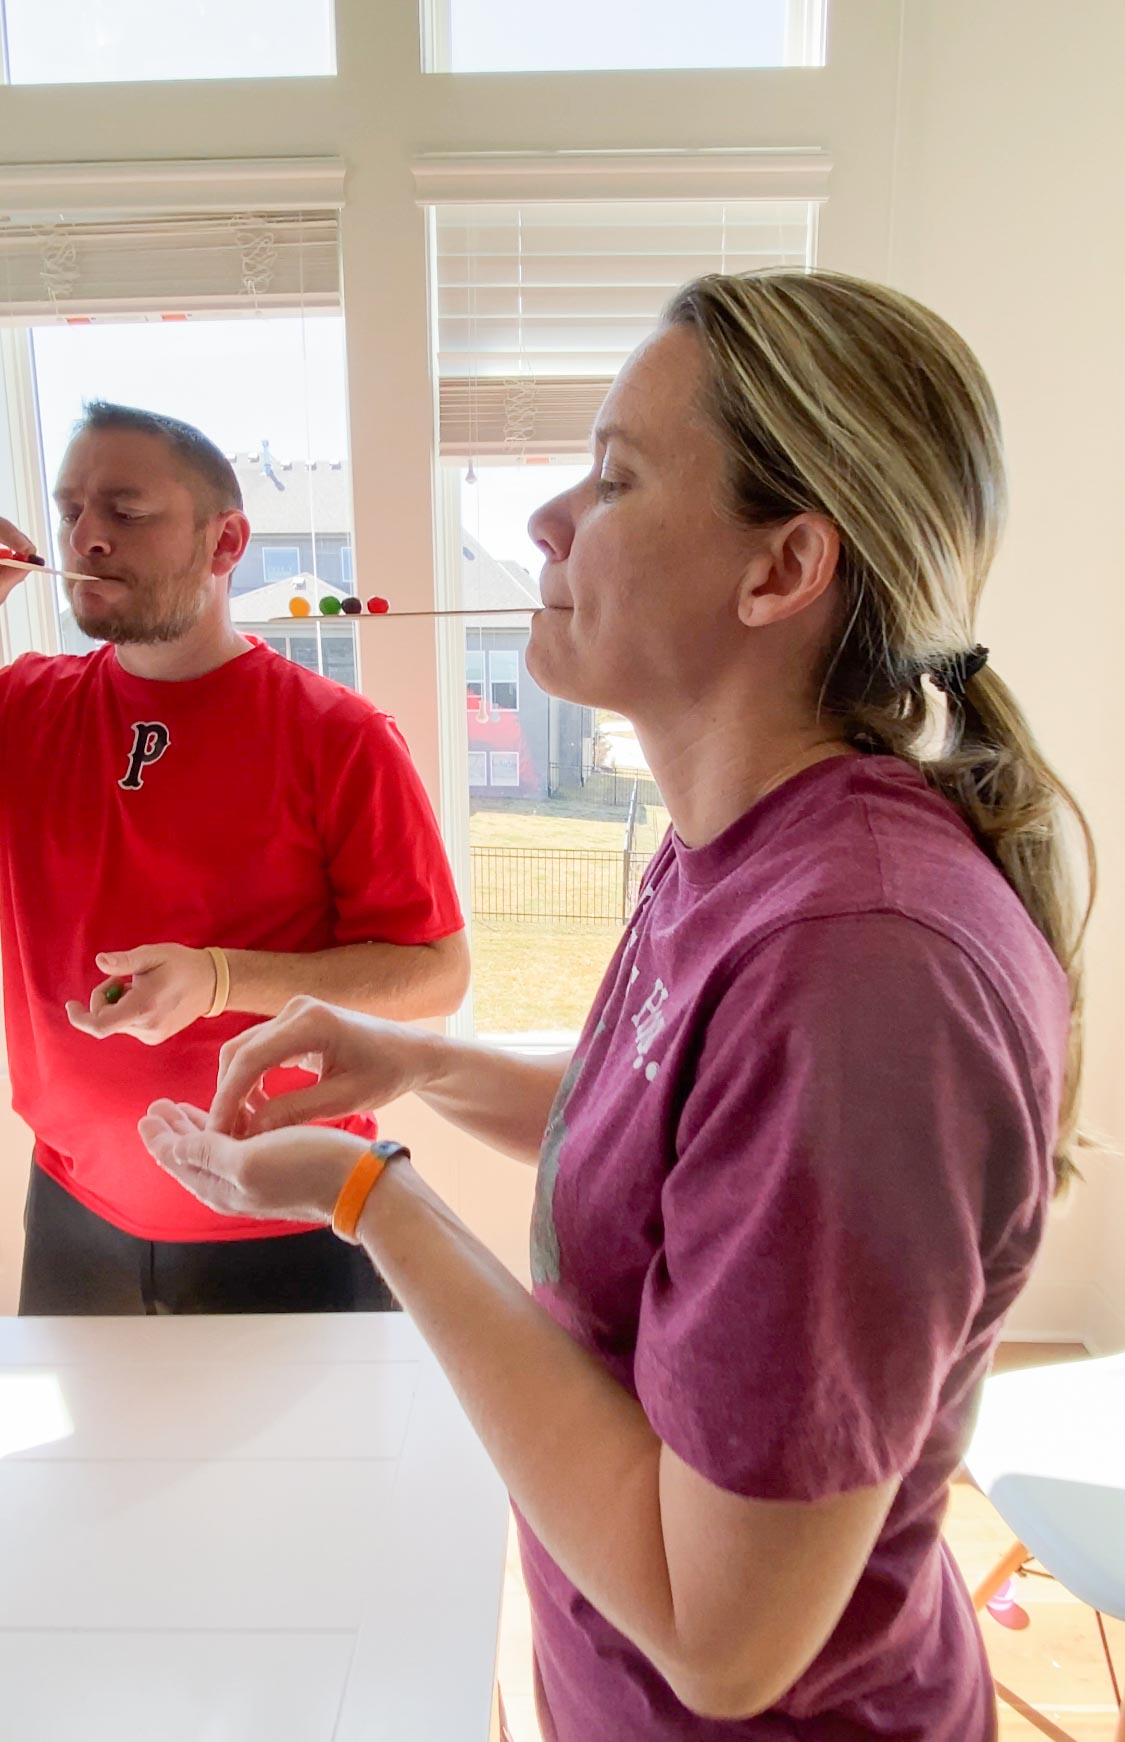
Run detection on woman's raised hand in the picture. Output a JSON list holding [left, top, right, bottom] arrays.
[[206, 996, 438, 1137]]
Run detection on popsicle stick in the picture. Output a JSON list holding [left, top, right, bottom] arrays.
[[0, 554, 107, 585], [268, 606, 540, 623], [2, 559, 547, 621]]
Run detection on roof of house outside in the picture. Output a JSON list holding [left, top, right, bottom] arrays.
[[230, 455, 542, 625], [461, 530, 540, 622], [230, 452, 351, 536]]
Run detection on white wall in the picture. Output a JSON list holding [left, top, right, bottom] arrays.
[[890, 0, 1125, 1349]]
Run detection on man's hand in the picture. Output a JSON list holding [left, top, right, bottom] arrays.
[[0, 517, 44, 609], [65, 944, 218, 1045]]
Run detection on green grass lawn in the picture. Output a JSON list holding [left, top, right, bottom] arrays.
[[466, 799, 670, 1030], [470, 922, 620, 1033], [470, 798, 669, 855]]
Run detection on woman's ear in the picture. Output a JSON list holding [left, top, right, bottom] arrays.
[[736, 514, 840, 629]]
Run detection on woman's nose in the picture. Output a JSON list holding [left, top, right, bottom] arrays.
[[528, 491, 575, 565]]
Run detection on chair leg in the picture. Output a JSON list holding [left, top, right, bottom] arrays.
[[993, 1681, 1080, 1742], [974, 1539, 1031, 1611]]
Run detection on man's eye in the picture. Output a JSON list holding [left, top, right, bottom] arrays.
[[595, 478, 627, 500]]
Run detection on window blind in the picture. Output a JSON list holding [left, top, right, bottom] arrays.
[[0, 210, 341, 322], [435, 198, 814, 455]]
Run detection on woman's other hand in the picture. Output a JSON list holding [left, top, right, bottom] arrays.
[[139, 1099, 371, 1223]]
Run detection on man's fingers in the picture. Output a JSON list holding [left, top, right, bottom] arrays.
[[92, 977, 132, 1013], [66, 991, 153, 1039], [0, 520, 37, 555], [65, 999, 110, 1037]]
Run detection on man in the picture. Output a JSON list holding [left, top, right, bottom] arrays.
[[0, 401, 468, 1315]]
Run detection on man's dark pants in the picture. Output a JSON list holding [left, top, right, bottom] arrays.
[[18, 1159, 396, 1315]]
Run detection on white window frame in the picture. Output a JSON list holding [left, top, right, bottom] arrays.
[[422, 0, 829, 73], [262, 545, 302, 584], [466, 749, 487, 786], [465, 646, 485, 701], [0, 328, 56, 663], [0, 0, 338, 85], [488, 647, 519, 713], [339, 544, 354, 585], [488, 750, 520, 788]]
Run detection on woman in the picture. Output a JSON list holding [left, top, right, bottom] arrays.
[[141, 270, 1092, 1741]]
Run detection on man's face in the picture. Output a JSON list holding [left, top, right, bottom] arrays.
[[54, 429, 220, 645]]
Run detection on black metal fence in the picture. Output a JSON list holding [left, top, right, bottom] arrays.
[[548, 762, 662, 810], [472, 769, 664, 924], [470, 846, 636, 924]]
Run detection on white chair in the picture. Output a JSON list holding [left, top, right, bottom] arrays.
[[965, 1352, 1125, 1742]]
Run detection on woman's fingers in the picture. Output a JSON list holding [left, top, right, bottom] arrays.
[[140, 1103, 247, 1216], [209, 1006, 330, 1132], [243, 1074, 365, 1135]]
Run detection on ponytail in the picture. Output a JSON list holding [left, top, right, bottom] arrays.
[[840, 656, 1094, 1189], [665, 268, 1095, 1187]]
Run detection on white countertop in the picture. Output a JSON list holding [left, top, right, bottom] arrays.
[[0, 1312, 509, 1740]]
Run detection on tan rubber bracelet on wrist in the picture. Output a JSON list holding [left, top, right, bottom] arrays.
[[332, 1140, 411, 1243], [203, 945, 230, 1018]]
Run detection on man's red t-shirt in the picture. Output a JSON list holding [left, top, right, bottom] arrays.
[[0, 640, 463, 1241]]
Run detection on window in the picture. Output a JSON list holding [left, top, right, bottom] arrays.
[[489, 648, 519, 712], [450, 456, 664, 1038], [262, 546, 302, 584], [431, 193, 811, 1038], [2, 0, 336, 83], [2, 200, 359, 686], [428, 0, 826, 71], [434, 199, 815, 459], [339, 546, 354, 587], [260, 625, 357, 689], [488, 751, 520, 787]]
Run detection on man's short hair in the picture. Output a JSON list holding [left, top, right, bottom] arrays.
[[75, 401, 243, 517]]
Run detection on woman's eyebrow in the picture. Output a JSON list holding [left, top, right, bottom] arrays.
[[591, 421, 650, 458]]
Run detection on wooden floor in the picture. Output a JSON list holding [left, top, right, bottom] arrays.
[[496, 1344, 1124, 1741]]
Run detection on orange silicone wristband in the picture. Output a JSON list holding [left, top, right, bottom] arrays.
[[332, 1147, 387, 1243]]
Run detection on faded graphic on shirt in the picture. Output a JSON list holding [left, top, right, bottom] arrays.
[[530, 1021, 604, 1286]]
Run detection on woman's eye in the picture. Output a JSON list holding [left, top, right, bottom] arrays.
[[595, 477, 627, 501]]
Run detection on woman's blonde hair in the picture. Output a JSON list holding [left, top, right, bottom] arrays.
[[664, 269, 1094, 1189]]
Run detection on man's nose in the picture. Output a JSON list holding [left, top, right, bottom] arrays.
[[66, 514, 112, 558]]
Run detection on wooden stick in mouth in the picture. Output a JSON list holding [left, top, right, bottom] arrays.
[[268, 606, 542, 622], [0, 559, 546, 620], [0, 554, 119, 586]]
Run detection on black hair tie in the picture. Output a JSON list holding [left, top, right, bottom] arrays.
[[929, 644, 989, 699]]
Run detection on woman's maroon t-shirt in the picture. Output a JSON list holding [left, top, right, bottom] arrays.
[[522, 755, 1068, 1741]]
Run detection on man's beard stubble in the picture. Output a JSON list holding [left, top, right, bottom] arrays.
[[70, 532, 211, 646]]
